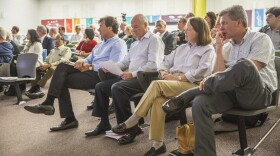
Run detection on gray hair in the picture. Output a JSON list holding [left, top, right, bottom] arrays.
[[0, 27, 7, 40], [50, 27, 58, 34], [133, 14, 148, 25], [219, 5, 248, 28], [37, 25, 47, 34]]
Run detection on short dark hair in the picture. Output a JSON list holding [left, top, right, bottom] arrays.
[[179, 17, 187, 25], [59, 26, 66, 32], [266, 7, 280, 17], [99, 16, 119, 34], [206, 11, 217, 29], [12, 26, 19, 33], [85, 28, 95, 40], [188, 17, 212, 46]]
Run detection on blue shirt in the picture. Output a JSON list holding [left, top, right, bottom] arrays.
[[0, 42, 13, 63], [85, 35, 127, 71]]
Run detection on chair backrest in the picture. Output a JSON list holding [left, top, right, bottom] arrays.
[[271, 56, 280, 107], [16, 53, 38, 78]]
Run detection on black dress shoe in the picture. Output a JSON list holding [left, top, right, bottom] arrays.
[[85, 124, 111, 136], [50, 120, 79, 131], [144, 143, 166, 156], [117, 126, 142, 145], [24, 104, 55, 115], [25, 91, 45, 99], [162, 96, 185, 114], [112, 123, 128, 134]]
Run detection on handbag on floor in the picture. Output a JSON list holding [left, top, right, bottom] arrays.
[[176, 123, 195, 154]]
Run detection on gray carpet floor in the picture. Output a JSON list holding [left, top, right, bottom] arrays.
[[0, 83, 280, 156]]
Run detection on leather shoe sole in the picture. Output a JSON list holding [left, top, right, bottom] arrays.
[[144, 143, 166, 156], [25, 92, 45, 99], [50, 120, 79, 131], [24, 104, 55, 115], [85, 125, 111, 136]]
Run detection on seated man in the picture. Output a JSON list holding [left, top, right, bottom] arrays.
[[112, 17, 216, 155], [165, 5, 277, 156], [84, 14, 164, 138], [25, 35, 72, 99], [36, 25, 54, 55], [24, 16, 127, 131], [0, 27, 13, 91], [259, 6, 280, 51], [154, 19, 176, 55]]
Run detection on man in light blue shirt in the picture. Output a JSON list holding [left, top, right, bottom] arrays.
[[84, 14, 164, 138], [24, 16, 127, 132]]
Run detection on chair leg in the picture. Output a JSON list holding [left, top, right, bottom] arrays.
[[233, 116, 254, 156], [14, 83, 23, 104]]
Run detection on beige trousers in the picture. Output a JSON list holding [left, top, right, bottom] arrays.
[[31, 67, 55, 87], [134, 80, 198, 142]]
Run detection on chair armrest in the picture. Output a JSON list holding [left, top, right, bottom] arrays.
[[137, 71, 159, 90]]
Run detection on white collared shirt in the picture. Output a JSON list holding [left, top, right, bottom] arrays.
[[117, 31, 165, 77]]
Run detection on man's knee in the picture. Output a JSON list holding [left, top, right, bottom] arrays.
[[192, 95, 211, 116], [231, 58, 256, 73], [111, 82, 122, 94]]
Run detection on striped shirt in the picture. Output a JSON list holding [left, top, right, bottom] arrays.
[[158, 43, 216, 83], [222, 30, 277, 92]]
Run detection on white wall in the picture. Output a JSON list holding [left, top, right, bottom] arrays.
[[0, 0, 39, 36], [207, 0, 280, 12], [1, 0, 280, 36]]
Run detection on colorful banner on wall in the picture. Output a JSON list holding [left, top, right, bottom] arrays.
[[74, 18, 80, 27], [246, 10, 252, 27], [66, 19, 73, 33], [161, 14, 185, 24], [41, 19, 64, 28], [86, 18, 93, 27], [254, 9, 264, 27]]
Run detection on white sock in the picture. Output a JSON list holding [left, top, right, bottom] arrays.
[[124, 113, 141, 128], [152, 140, 163, 149]]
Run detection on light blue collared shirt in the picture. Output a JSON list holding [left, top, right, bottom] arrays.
[[85, 35, 127, 71], [117, 31, 164, 77]]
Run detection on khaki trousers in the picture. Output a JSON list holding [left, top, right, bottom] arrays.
[[134, 80, 198, 142], [31, 68, 55, 87]]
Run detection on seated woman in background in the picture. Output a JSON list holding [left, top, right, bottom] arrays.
[[122, 25, 133, 41], [25, 35, 72, 99], [112, 17, 216, 156], [4, 29, 42, 96], [71, 28, 97, 61], [204, 11, 217, 31]]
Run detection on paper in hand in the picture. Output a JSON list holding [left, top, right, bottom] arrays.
[[99, 61, 123, 76]]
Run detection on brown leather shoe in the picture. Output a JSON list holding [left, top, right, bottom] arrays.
[[50, 120, 78, 131]]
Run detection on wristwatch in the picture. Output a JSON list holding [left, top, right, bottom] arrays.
[[178, 76, 182, 81]]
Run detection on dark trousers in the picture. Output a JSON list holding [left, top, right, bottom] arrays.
[[112, 78, 144, 124], [92, 77, 144, 124], [178, 58, 273, 156], [48, 63, 100, 118], [92, 77, 121, 118]]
